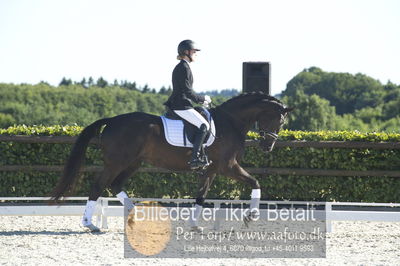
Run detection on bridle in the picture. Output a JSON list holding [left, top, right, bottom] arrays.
[[258, 129, 279, 151], [258, 112, 286, 142], [259, 130, 278, 141]]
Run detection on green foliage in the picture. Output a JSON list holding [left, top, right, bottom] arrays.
[[1, 71, 400, 201], [0, 113, 15, 128], [1, 126, 399, 202], [0, 82, 235, 128], [0, 83, 169, 127], [277, 129, 400, 142], [284, 67, 384, 114], [281, 67, 400, 132], [282, 91, 338, 130], [1, 69, 399, 132]]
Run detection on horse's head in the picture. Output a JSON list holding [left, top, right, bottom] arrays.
[[256, 102, 293, 152], [217, 92, 293, 152]]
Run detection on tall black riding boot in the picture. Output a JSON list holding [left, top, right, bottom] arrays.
[[189, 124, 209, 170]]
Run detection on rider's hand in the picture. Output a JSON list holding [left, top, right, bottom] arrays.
[[204, 95, 212, 104], [203, 95, 212, 108]]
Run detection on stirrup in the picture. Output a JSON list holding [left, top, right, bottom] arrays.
[[189, 159, 209, 170]]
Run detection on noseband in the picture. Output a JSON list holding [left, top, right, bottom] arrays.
[[259, 130, 278, 141]]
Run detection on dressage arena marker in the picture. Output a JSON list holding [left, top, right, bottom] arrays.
[[0, 197, 399, 233]]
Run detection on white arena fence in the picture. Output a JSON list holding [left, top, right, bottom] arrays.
[[0, 197, 399, 233]]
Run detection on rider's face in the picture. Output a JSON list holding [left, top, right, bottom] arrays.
[[186, 49, 198, 62]]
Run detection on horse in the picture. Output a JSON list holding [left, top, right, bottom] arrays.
[[51, 92, 292, 232]]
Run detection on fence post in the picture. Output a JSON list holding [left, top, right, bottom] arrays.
[[213, 202, 221, 230], [326, 202, 332, 233], [96, 199, 102, 227], [100, 198, 109, 229]]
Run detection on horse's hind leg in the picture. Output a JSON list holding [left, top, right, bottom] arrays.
[[110, 162, 141, 212], [82, 164, 121, 231]]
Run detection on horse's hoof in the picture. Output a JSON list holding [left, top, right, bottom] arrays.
[[190, 226, 203, 233], [243, 213, 256, 228], [84, 223, 101, 232], [243, 215, 251, 228]]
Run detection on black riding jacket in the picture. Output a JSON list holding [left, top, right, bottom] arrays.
[[164, 60, 205, 110]]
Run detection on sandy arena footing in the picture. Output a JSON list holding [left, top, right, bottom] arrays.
[[0, 216, 399, 265]]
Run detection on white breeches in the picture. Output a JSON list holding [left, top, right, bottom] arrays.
[[174, 109, 210, 131]]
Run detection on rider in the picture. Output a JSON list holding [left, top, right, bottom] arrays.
[[164, 39, 212, 170]]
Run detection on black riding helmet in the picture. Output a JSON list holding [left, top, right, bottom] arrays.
[[178, 40, 201, 56]]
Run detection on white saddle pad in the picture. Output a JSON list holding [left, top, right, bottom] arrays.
[[160, 112, 216, 148]]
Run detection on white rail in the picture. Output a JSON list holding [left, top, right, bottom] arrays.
[[1, 197, 399, 232]]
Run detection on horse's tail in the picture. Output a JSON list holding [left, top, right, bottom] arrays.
[[50, 118, 110, 202]]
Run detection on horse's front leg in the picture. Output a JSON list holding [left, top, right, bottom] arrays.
[[189, 169, 216, 231], [225, 162, 261, 226]]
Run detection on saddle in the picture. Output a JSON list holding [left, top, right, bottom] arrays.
[[160, 107, 216, 148]]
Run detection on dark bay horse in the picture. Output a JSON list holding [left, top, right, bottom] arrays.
[[51, 92, 292, 231]]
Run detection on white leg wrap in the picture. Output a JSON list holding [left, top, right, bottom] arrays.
[[251, 188, 261, 198], [116, 191, 135, 211], [82, 200, 97, 226], [250, 189, 261, 212], [189, 204, 203, 227]]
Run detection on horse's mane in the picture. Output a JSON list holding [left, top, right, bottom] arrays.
[[217, 91, 283, 109]]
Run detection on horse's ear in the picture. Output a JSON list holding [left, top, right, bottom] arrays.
[[284, 107, 295, 113]]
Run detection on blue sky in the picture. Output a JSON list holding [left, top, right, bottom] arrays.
[[0, 0, 399, 95]]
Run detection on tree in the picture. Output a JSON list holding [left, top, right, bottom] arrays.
[[382, 98, 400, 120], [0, 113, 15, 128], [283, 67, 323, 98], [383, 81, 400, 102], [88, 77, 94, 87], [283, 67, 384, 114], [121, 80, 137, 90], [159, 86, 167, 95], [79, 78, 87, 88], [59, 77, 72, 86], [354, 106, 383, 124], [96, 77, 108, 88], [166, 86, 172, 95], [38, 81, 50, 86], [142, 84, 150, 93], [282, 90, 339, 130]]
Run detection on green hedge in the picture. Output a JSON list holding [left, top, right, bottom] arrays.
[[1, 125, 400, 202]]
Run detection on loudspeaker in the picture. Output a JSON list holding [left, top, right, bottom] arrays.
[[242, 62, 271, 95]]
